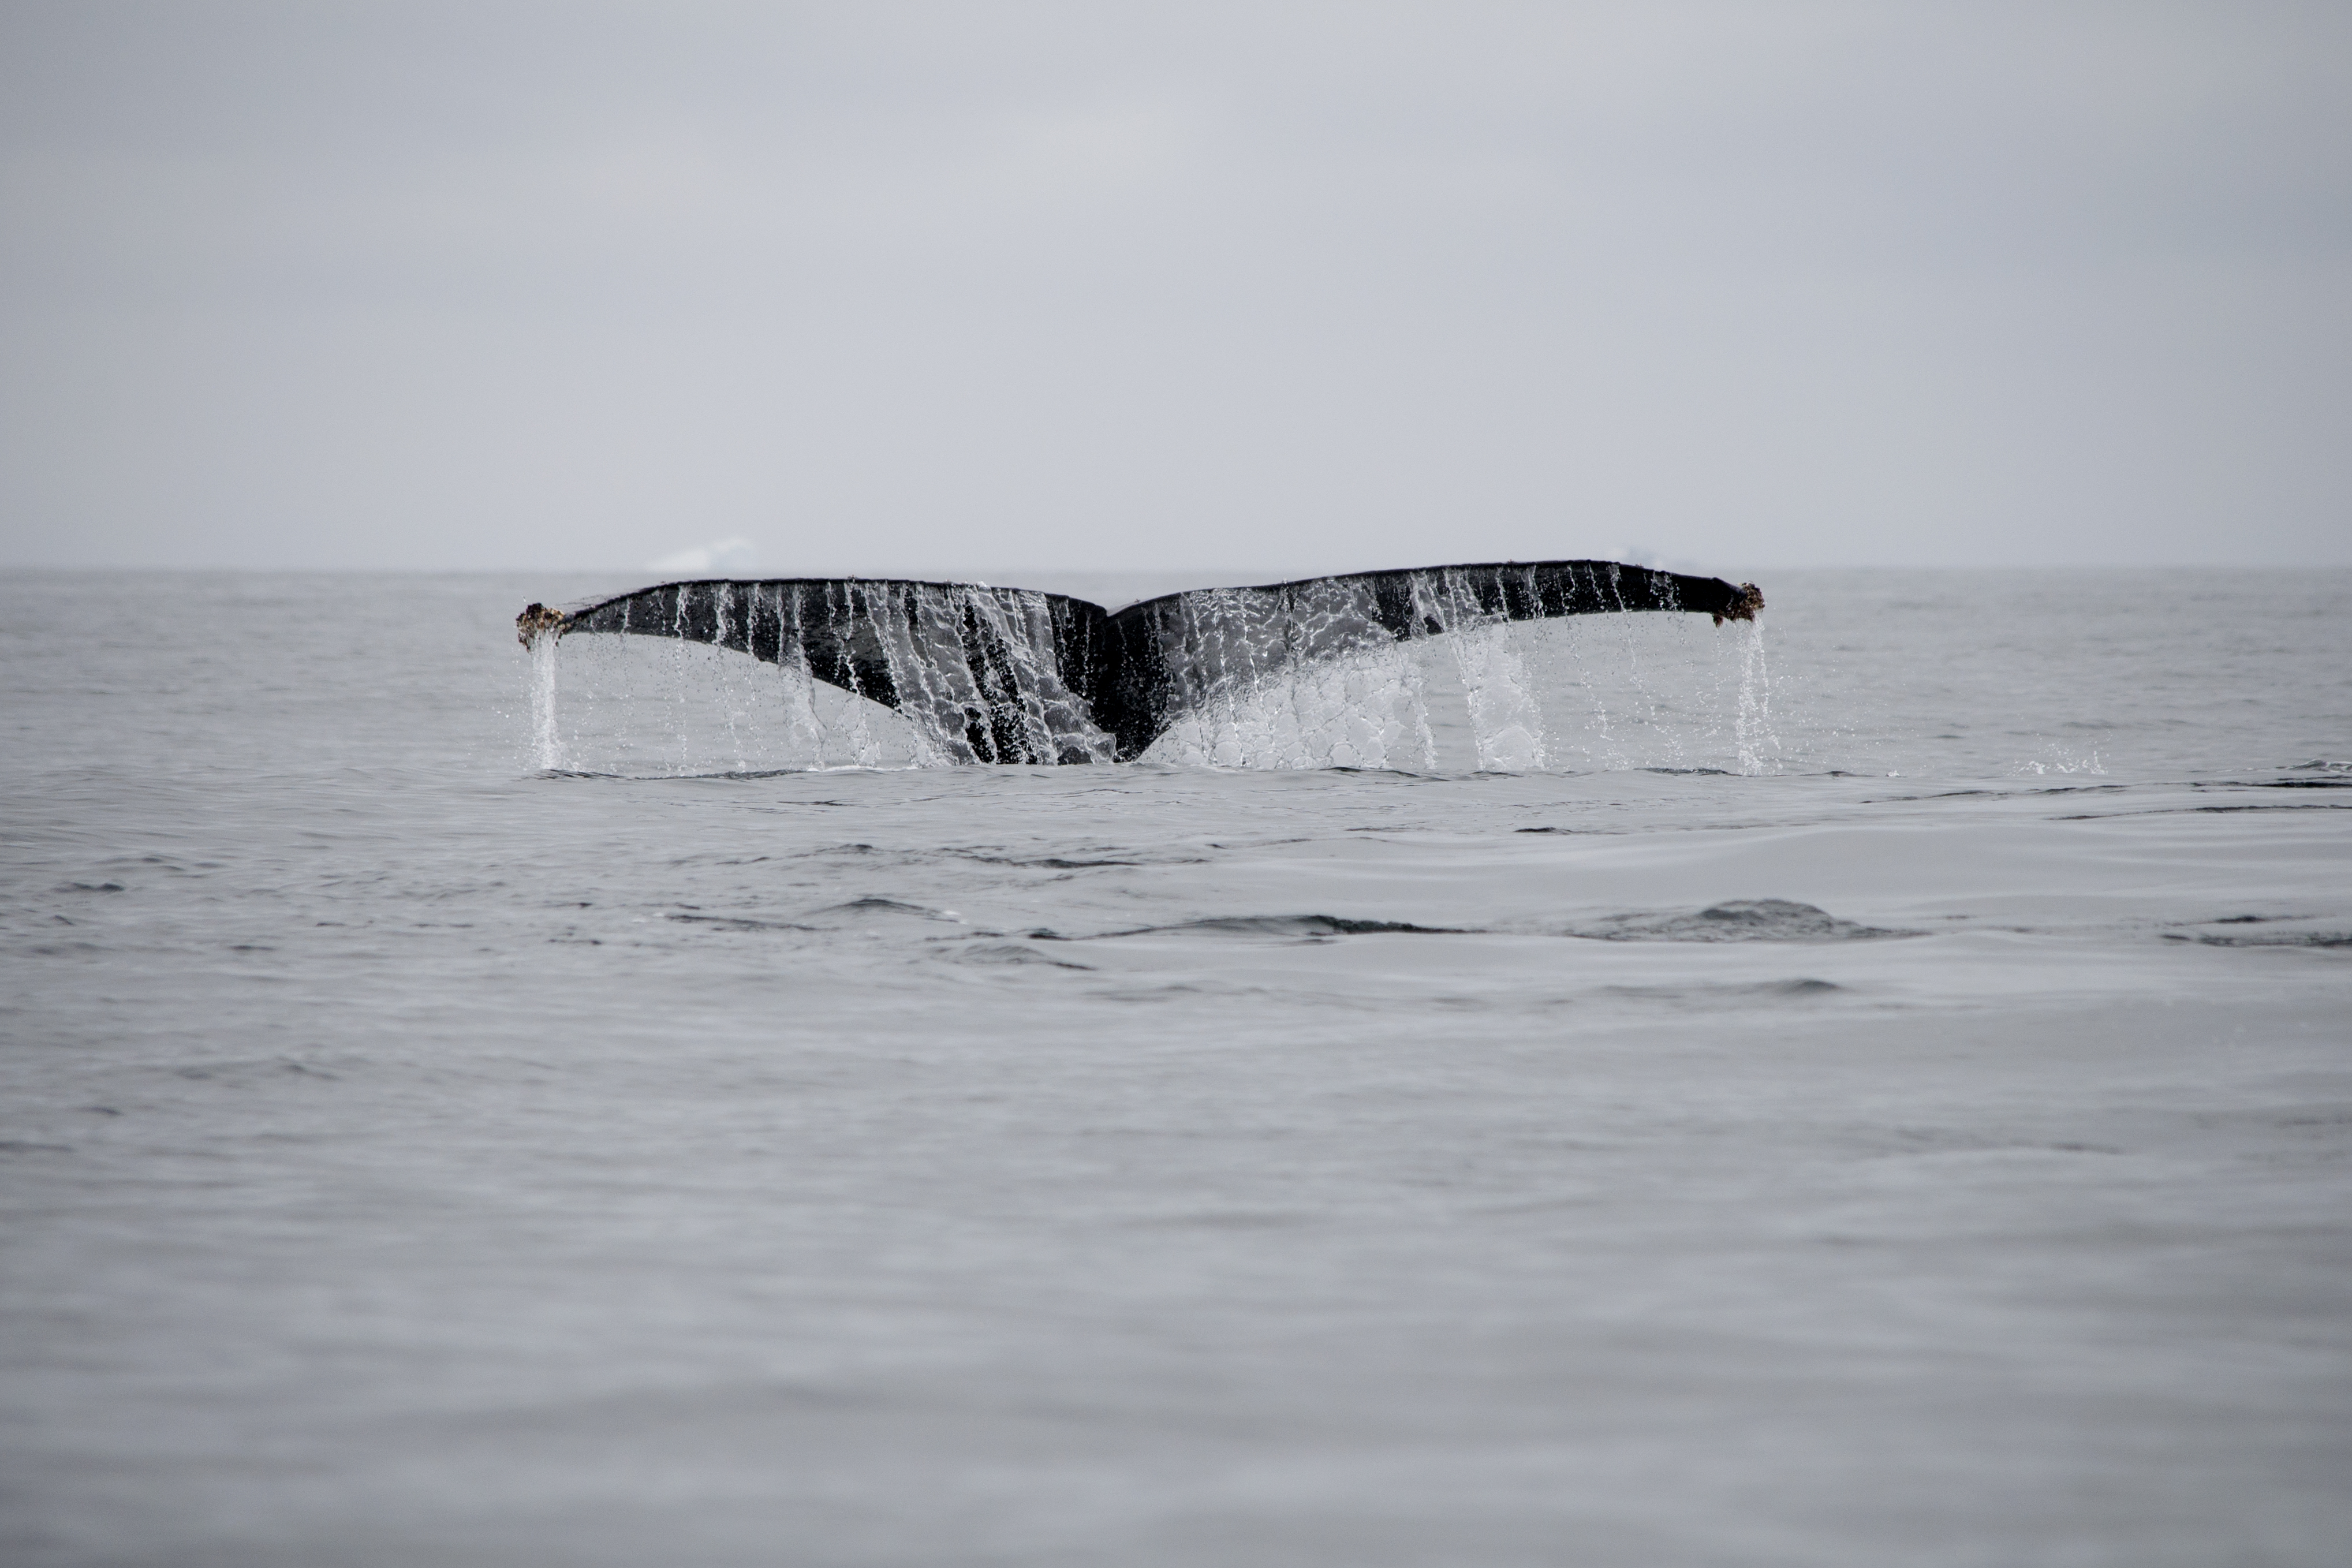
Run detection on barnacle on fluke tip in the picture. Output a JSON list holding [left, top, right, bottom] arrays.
[[514, 603, 566, 644], [517, 560, 1762, 764]]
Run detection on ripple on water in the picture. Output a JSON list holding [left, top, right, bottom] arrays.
[[1565, 899, 1915, 943]]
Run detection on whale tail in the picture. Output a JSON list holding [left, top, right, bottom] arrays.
[[518, 561, 1762, 764]]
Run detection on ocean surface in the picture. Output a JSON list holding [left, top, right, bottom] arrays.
[[3, 567, 2349, 1567]]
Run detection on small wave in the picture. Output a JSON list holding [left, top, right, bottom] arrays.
[[2166, 932, 2352, 950], [1600, 977, 1844, 1002], [1101, 914, 1471, 939], [947, 849, 1178, 869], [2190, 804, 2352, 813], [949, 942, 1095, 970], [809, 897, 958, 921], [664, 912, 818, 932], [2052, 802, 2352, 820], [1566, 899, 1913, 943]]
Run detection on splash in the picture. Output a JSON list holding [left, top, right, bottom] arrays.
[[524, 562, 1765, 770], [1451, 622, 1548, 771], [1734, 621, 1781, 775], [557, 581, 1110, 771], [2016, 749, 2106, 776], [550, 636, 935, 775], [1143, 640, 1437, 770], [527, 573, 1770, 775], [528, 629, 562, 772], [1139, 569, 1560, 771]]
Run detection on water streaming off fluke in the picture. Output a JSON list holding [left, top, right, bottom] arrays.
[[516, 560, 1769, 773]]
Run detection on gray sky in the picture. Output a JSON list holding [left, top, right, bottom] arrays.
[[3, 1, 2346, 574]]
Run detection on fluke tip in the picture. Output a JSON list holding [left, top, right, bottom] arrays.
[[516, 603, 566, 645], [1712, 583, 1764, 625]]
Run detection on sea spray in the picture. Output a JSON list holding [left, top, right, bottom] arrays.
[[711, 584, 748, 772], [1452, 622, 1548, 772], [529, 629, 562, 772], [1144, 640, 1433, 770], [1735, 621, 1780, 775], [531, 577, 1763, 775], [545, 617, 1764, 776]]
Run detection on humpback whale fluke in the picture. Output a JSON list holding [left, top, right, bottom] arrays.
[[517, 561, 1763, 765]]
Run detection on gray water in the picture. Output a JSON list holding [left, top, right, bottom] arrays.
[[4, 569, 2349, 1567]]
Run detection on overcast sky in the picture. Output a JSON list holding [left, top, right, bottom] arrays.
[[2, 1, 2345, 576]]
